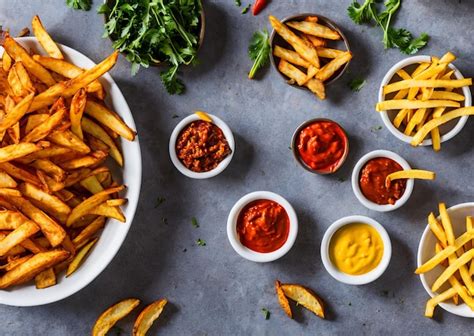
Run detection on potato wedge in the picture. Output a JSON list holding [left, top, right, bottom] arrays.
[[69, 88, 87, 140], [286, 21, 340, 40], [66, 237, 98, 277], [30, 159, 66, 182], [47, 130, 91, 154], [72, 216, 105, 249], [92, 298, 141, 336], [0, 171, 17, 188], [0, 220, 40, 257], [23, 102, 67, 142], [82, 118, 123, 166], [89, 203, 125, 222], [133, 299, 168, 336], [0, 249, 69, 288], [273, 45, 310, 68], [35, 268, 56, 289], [315, 52, 352, 82], [0, 143, 43, 163], [0, 210, 27, 230], [31, 15, 63, 59], [275, 280, 292, 318], [281, 284, 325, 318]]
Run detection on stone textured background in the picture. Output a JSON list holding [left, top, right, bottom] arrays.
[[0, 0, 473, 335]]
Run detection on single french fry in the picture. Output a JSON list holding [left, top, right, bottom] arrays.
[[31, 15, 64, 59], [72, 216, 105, 249], [268, 16, 320, 67], [273, 46, 310, 68], [383, 78, 472, 95], [2, 51, 12, 71], [0, 93, 34, 133], [315, 52, 352, 82], [376, 99, 460, 111], [60, 151, 107, 170], [3, 37, 56, 86], [404, 108, 427, 135], [393, 109, 410, 128], [305, 34, 327, 48], [431, 127, 441, 152], [0, 143, 43, 163], [431, 249, 474, 292], [31, 159, 65, 182], [89, 203, 125, 222], [13, 62, 35, 93], [0, 210, 27, 230], [22, 104, 66, 142], [425, 287, 457, 318], [82, 118, 123, 166], [428, 213, 447, 247], [70, 88, 87, 140], [385, 169, 435, 188], [428, 91, 464, 101], [315, 47, 344, 59], [35, 268, 56, 289], [66, 237, 98, 277], [47, 130, 91, 154], [92, 299, 141, 336], [286, 20, 340, 40], [133, 299, 168, 336], [0, 221, 40, 256]]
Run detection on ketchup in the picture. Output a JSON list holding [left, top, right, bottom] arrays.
[[359, 157, 406, 205], [297, 120, 348, 172], [236, 199, 290, 253]]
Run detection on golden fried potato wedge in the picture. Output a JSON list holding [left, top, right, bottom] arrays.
[[80, 175, 104, 194], [273, 45, 310, 68], [0, 220, 39, 257], [23, 103, 67, 142], [0, 143, 43, 163], [72, 216, 105, 249], [0, 162, 42, 186], [66, 237, 98, 277], [0, 210, 27, 230], [31, 15, 63, 59], [281, 284, 325, 318], [35, 268, 56, 289], [70, 88, 87, 139], [0, 171, 17, 188], [133, 299, 168, 336], [82, 117, 123, 166], [30, 159, 65, 182], [275, 280, 292, 318], [47, 130, 91, 154], [0, 249, 69, 288], [286, 21, 341, 40], [92, 298, 141, 336], [89, 203, 125, 222], [315, 52, 352, 82]]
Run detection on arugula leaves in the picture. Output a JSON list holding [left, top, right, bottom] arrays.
[[66, 0, 92, 11], [347, 0, 429, 54], [100, 0, 201, 94], [349, 78, 366, 91], [248, 29, 270, 79]]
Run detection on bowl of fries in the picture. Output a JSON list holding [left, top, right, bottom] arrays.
[[377, 53, 472, 151], [0, 16, 140, 306], [417, 203, 474, 318], [269, 14, 352, 100]]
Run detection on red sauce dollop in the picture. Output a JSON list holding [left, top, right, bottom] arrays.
[[359, 157, 406, 205], [236, 199, 290, 253], [297, 120, 347, 172]]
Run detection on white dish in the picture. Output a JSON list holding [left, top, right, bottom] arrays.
[[320, 215, 391, 285], [227, 191, 298, 263], [169, 113, 234, 179], [0, 37, 141, 306], [417, 202, 474, 318], [351, 150, 414, 212], [378, 55, 471, 146]]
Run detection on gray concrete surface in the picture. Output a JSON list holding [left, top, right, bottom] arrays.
[[1, 0, 474, 335]]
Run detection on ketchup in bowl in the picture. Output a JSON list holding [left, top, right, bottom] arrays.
[[236, 199, 290, 253], [295, 119, 348, 174]]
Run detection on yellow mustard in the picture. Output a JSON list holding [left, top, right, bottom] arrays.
[[329, 223, 384, 275]]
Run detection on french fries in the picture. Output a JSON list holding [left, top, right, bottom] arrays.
[[92, 298, 141, 336], [416, 203, 474, 317], [275, 280, 292, 318], [378, 52, 472, 151], [274, 280, 325, 319], [270, 15, 350, 100], [133, 299, 168, 336], [0, 16, 136, 290]]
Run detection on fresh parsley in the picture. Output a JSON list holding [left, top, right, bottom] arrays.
[[66, 0, 92, 11], [241, 4, 250, 14], [349, 78, 366, 91], [371, 125, 383, 132], [248, 29, 270, 79], [196, 238, 206, 246], [191, 217, 199, 228], [347, 0, 429, 54], [100, 0, 202, 94], [235, 0, 241, 6], [261, 308, 270, 320]]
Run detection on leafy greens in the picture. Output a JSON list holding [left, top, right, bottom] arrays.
[[66, 0, 92, 11], [99, 0, 202, 94], [347, 0, 429, 54], [248, 29, 270, 79]]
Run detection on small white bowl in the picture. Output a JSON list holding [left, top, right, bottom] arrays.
[[378, 55, 471, 146], [321, 215, 392, 285], [169, 113, 235, 179], [351, 150, 414, 212], [227, 191, 298, 263], [417, 202, 474, 318]]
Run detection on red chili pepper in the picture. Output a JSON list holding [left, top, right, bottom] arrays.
[[252, 0, 267, 16]]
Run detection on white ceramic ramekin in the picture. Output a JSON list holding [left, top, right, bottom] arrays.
[[351, 150, 414, 212], [227, 191, 298, 263], [417, 202, 474, 318], [378, 55, 471, 146], [321, 215, 392, 285], [169, 113, 235, 179]]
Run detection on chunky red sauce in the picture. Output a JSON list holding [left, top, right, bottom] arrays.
[[236, 199, 290, 253], [297, 120, 347, 172], [176, 120, 231, 172], [359, 157, 406, 205]]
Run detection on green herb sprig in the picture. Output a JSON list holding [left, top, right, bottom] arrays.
[[248, 29, 270, 79], [99, 0, 201, 94], [347, 0, 429, 54], [349, 78, 366, 91], [66, 0, 92, 11]]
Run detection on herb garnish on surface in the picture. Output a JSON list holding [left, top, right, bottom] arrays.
[[66, 0, 92, 11], [248, 29, 270, 79]]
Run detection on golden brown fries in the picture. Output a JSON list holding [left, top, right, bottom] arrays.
[[275, 280, 292, 318], [133, 299, 168, 336], [92, 298, 141, 336], [378, 52, 472, 151], [270, 15, 350, 100], [416, 203, 474, 317], [0, 15, 136, 291], [280, 283, 325, 318]]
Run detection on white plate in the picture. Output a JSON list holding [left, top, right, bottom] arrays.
[[417, 202, 474, 318], [0, 37, 142, 306]]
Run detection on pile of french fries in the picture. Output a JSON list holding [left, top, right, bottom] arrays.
[[415, 203, 474, 318], [376, 52, 474, 151], [0, 16, 136, 290], [269, 15, 352, 100]]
